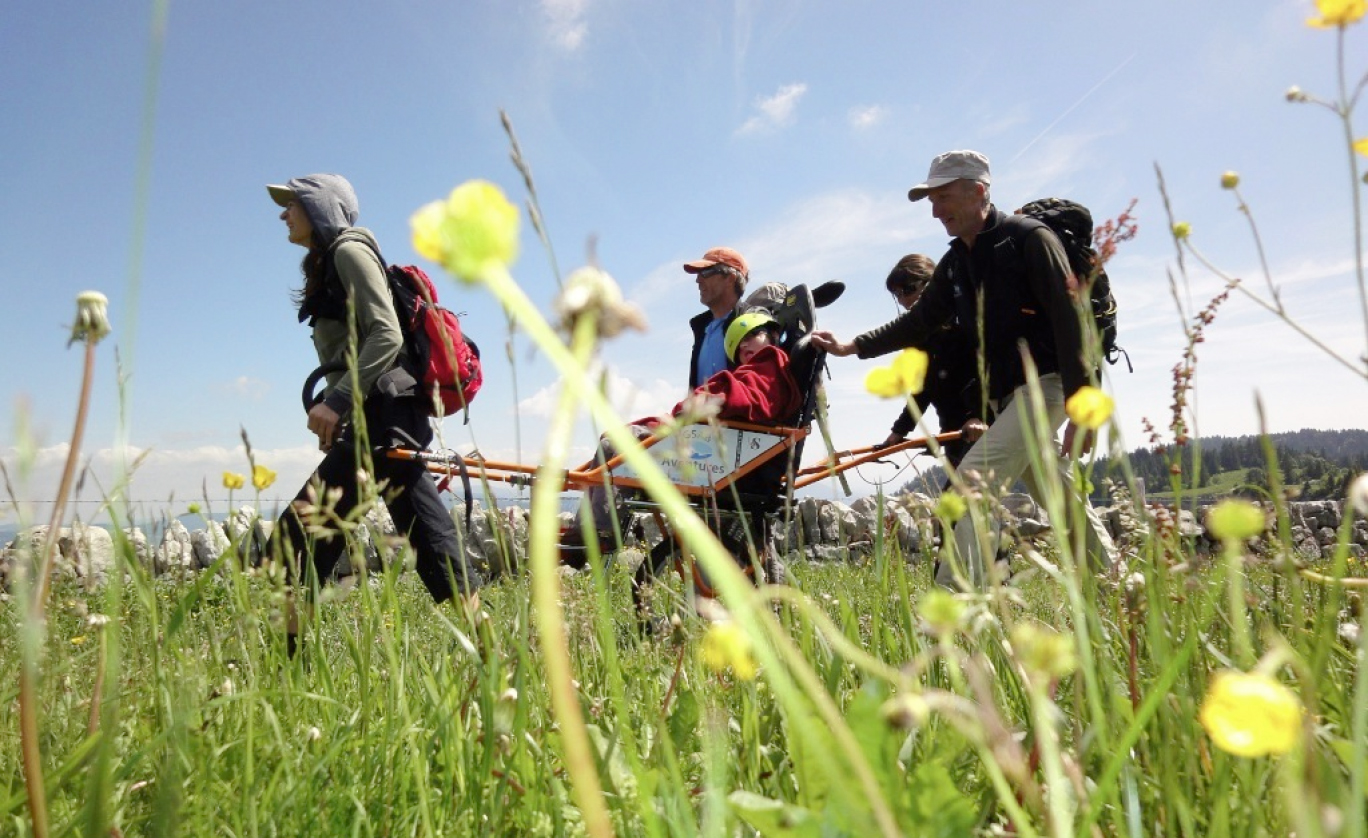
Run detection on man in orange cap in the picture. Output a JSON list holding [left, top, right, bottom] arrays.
[[682, 246, 750, 389]]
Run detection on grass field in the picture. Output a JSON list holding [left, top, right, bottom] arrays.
[[6, 5, 1366, 832], [3, 509, 1366, 836]]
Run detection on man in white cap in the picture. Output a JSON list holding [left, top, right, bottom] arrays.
[[812, 149, 1116, 589]]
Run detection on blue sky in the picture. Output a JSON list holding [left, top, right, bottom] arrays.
[[2, 0, 1366, 523]]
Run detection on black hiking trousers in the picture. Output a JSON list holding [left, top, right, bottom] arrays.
[[271, 371, 483, 602]]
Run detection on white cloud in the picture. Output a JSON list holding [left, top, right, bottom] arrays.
[[541, 0, 589, 51], [516, 366, 680, 422], [221, 375, 270, 401], [737, 82, 808, 135], [0, 442, 323, 512], [621, 187, 935, 352], [848, 104, 888, 130], [1003, 131, 1105, 199]]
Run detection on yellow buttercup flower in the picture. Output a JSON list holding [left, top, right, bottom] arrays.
[[1065, 385, 1114, 430], [222, 471, 245, 490], [252, 465, 277, 491], [410, 201, 448, 263], [934, 491, 968, 523], [918, 588, 965, 635], [411, 180, 520, 284], [1354, 137, 1368, 157], [1220, 171, 1241, 189], [1207, 498, 1265, 542], [864, 348, 929, 398], [699, 621, 757, 680], [1010, 622, 1078, 681], [1171, 221, 1192, 240], [1199, 671, 1302, 757], [1306, 0, 1365, 28]]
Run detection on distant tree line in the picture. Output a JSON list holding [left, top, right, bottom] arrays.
[[899, 429, 1368, 502]]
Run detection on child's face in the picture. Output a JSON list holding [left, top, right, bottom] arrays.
[[737, 331, 771, 365]]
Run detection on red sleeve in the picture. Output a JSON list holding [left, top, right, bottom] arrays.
[[671, 346, 801, 424]]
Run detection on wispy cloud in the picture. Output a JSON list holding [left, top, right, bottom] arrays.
[[0, 443, 323, 509], [737, 82, 808, 135], [848, 104, 888, 130], [220, 375, 270, 401], [623, 187, 938, 342], [1003, 131, 1104, 199], [541, 0, 589, 52], [516, 366, 680, 422]]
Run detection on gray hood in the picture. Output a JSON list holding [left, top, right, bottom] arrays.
[[281, 173, 359, 246]]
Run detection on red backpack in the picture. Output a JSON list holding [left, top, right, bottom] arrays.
[[386, 264, 483, 418]]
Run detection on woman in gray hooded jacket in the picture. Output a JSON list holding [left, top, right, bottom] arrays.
[[266, 173, 483, 645]]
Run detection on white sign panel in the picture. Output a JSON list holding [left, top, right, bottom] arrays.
[[613, 424, 787, 489]]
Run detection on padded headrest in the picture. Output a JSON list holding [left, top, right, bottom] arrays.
[[786, 334, 824, 395], [766, 284, 817, 355]]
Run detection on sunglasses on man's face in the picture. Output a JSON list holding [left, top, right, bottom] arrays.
[[894, 284, 926, 297], [698, 266, 737, 280]]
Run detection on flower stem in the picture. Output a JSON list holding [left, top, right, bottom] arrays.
[[525, 310, 614, 838], [20, 335, 98, 838], [475, 264, 903, 837], [1336, 27, 1368, 353]]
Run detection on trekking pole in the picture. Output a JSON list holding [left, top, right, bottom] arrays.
[[813, 383, 852, 497]]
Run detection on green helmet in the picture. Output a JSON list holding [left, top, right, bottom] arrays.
[[725, 311, 778, 363]]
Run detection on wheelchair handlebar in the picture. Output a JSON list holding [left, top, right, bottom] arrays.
[[301, 361, 348, 413]]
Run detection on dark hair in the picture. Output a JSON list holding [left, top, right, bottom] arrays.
[[885, 253, 935, 294], [290, 229, 329, 311]]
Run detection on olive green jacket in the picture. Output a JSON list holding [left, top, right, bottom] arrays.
[[315, 228, 405, 418]]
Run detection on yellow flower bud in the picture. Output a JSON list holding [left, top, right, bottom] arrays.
[[1199, 671, 1302, 757], [1220, 171, 1240, 189], [252, 464, 277, 491], [918, 588, 965, 634], [864, 348, 929, 398], [699, 621, 757, 680], [1011, 622, 1077, 681], [934, 491, 968, 523], [1354, 137, 1368, 158], [222, 471, 245, 490], [1207, 498, 1265, 543], [1171, 222, 1192, 240], [411, 180, 520, 284], [1065, 385, 1114, 430], [1306, 0, 1365, 29], [410, 201, 449, 263]]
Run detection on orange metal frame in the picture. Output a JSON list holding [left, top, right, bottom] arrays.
[[386, 423, 960, 497]]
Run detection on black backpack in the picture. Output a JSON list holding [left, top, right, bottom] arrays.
[[1015, 198, 1129, 371]]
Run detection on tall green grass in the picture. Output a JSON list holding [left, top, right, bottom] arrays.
[[5, 3, 1368, 836]]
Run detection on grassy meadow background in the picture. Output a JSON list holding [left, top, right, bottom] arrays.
[[5, 2, 1368, 837]]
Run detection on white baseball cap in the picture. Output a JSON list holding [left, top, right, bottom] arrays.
[[907, 150, 991, 202]]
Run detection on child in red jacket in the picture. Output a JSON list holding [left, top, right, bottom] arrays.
[[561, 312, 799, 561]]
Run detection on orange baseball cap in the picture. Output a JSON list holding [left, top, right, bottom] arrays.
[[683, 246, 749, 277]]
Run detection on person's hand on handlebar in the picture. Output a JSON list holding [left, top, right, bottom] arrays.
[[809, 330, 858, 357], [872, 431, 905, 451], [308, 403, 341, 451], [961, 419, 988, 443]]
